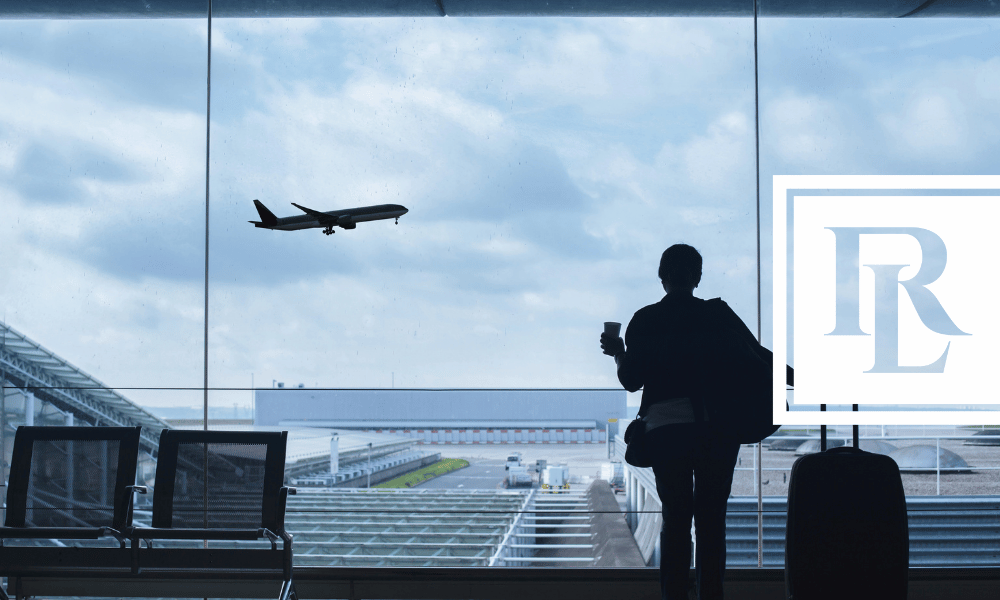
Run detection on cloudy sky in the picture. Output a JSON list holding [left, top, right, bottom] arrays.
[[1, 16, 997, 412]]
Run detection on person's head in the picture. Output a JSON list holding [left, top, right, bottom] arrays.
[[658, 244, 702, 294]]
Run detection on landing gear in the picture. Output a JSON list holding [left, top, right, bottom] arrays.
[[395, 218, 399, 225], [323, 226, 335, 235]]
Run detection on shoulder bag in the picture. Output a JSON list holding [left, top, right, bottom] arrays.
[[623, 413, 653, 468], [700, 298, 786, 445]]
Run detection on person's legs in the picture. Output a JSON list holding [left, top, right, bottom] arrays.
[[691, 427, 741, 600], [649, 425, 697, 600]]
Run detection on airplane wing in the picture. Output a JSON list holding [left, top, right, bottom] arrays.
[[291, 202, 335, 224]]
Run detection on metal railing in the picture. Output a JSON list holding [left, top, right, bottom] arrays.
[[724, 496, 1000, 567], [620, 432, 1000, 568], [739, 433, 1000, 496]]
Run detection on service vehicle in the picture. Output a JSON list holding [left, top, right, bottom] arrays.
[[542, 464, 571, 490], [505, 452, 523, 471], [506, 465, 533, 488]]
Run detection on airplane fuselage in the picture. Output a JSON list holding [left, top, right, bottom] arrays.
[[251, 202, 408, 234]]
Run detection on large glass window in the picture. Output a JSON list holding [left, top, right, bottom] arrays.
[[756, 15, 1000, 567], [0, 18, 207, 526], [208, 16, 758, 391], [0, 19, 208, 395], [2, 5, 998, 582], [206, 15, 755, 568]]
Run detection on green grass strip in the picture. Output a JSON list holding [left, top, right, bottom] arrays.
[[374, 458, 470, 489]]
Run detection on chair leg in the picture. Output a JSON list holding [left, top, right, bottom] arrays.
[[278, 578, 296, 600]]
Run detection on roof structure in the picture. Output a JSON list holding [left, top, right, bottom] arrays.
[[287, 489, 532, 566], [0, 320, 171, 455], [121, 488, 605, 567], [286, 488, 609, 566], [2, 0, 997, 19]]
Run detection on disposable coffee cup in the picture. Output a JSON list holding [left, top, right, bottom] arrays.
[[604, 322, 621, 337]]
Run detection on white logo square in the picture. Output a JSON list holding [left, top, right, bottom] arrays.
[[773, 175, 1000, 426]]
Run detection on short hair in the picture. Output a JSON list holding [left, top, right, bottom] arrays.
[[658, 244, 703, 288]]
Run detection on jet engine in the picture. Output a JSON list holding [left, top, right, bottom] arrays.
[[338, 215, 357, 229]]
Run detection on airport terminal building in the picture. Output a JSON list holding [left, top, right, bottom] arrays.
[[254, 388, 625, 444]]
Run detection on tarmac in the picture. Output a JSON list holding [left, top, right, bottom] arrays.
[[431, 443, 614, 483]]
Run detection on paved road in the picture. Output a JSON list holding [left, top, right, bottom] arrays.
[[419, 462, 509, 490]]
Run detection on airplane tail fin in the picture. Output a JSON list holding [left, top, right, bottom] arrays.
[[253, 199, 278, 227]]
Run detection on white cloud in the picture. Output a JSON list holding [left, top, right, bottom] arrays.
[[0, 247, 204, 393], [4, 17, 998, 406], [882, 92, 969, 159], [765, 93, 850, 169], [871, 57, 1000, 165]]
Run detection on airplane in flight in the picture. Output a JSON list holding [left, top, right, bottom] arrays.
[[250, 199, 408, 235]]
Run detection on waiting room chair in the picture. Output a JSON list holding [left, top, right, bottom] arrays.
[[129, 429, 296, 600], [0, 425, 144, 600]]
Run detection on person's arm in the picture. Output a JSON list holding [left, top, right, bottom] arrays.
[[615, 318, 646, 394]]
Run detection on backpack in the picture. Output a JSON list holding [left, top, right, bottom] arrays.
[[696, 298, 784, 445]]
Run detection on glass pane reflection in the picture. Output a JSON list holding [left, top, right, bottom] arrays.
[[757, 13, 1000, 568], [0, 19, 207, 396], [206, 15, 756, 568]]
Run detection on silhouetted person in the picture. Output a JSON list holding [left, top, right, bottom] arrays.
[[601, 244, 789, 600]]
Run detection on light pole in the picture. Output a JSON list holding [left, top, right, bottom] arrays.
[[607, 418, 617, 459], [367, 442, 372, 488]]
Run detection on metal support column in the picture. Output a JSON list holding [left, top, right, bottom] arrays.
[[25, 391, 34, 426], [637, 481, 645, 527], [1, 378, 6, 525], [66, 412, 75, 510], [625, 470, 635, 531]]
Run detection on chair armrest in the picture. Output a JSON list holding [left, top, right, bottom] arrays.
[[130, 527, 264, 541], [274, 488, 295, 577], [102, 526, 128, 547], [121, 485, 149, 537], [260, 527, 280, 550]]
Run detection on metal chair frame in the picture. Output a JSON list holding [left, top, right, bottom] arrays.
[[128, 429, 297, 600], [0, 425, 144, 600]]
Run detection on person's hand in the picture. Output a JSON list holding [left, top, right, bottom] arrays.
[[600, 333, 625, 357]]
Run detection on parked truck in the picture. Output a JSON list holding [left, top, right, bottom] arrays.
[[505, 452, 523, 471], [542, 463, 570, 490]]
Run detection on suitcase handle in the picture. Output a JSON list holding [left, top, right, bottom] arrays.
[[820, 404, 860, 451]]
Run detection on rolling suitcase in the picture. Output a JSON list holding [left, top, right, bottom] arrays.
[[785, 419, 908, 600]]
